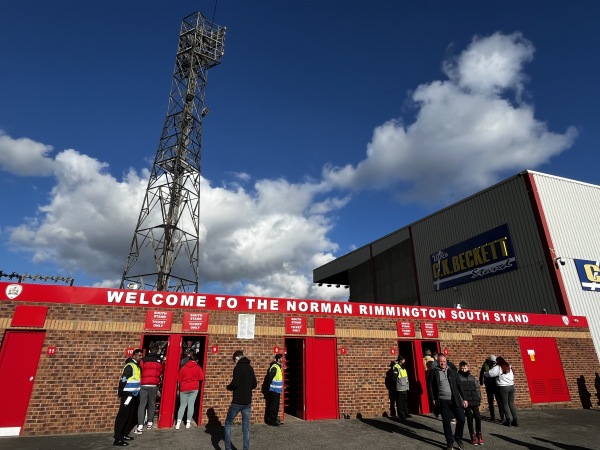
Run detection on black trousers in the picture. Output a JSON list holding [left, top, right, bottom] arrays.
[[465, 405, 481, 434], [394, 391, 410, 418], [265, 391, 281, 424], [114, 394, 136, 440], [485, 384, 504, 419]]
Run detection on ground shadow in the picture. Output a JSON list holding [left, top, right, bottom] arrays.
[[490, 432, 554, 450], [534, 436, 594, 450], [204, 407, 226, 450], [359, 416, 446, 448], [577, 375, 593, 409]]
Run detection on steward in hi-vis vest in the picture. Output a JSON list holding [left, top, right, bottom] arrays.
[[262, 353, 284, 426], [391, 356, 411, 420], [113, 349, 143, 446]]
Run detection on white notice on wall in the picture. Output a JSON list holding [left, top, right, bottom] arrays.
[[237, 314, 256, 339]]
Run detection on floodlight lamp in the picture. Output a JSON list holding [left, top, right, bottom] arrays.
[[127, 282, 139, 290]]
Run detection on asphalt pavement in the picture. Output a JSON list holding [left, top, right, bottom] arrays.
[[0, 408, 598, 450]]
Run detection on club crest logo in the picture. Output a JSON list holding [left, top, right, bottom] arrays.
[[562, 316, 569, 326], [6, 284, 23, 300]]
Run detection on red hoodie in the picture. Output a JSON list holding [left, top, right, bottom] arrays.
[[178, 360, 205, 392]]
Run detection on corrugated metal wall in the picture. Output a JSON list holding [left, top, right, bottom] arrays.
[[534, 172, 600, 355], [411, 174, 558, 313]]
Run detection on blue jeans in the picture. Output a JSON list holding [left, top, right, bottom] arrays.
[[224, 403, 251, 450], [439, 398, 465, 448]]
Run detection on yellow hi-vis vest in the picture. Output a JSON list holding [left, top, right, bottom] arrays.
[[122, 362, 141, 396], [393, 363, 409, 391], [269, 363, 283, 393]]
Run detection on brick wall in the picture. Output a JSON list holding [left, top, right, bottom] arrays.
[[1, 301, 598, 435]]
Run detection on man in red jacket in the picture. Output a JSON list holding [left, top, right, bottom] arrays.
[[134, 342, 164, 433]]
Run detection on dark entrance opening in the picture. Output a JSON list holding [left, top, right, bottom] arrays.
[[284, 338, 305, 420]]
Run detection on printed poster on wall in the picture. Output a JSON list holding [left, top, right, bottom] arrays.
[[237, 314, 255, 339], [420, 322, 439, 338], [285, 316, 307, 334], [182, 312, 209, 332]]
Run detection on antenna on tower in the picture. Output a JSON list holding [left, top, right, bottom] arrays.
[[120, 12, 226, 293]]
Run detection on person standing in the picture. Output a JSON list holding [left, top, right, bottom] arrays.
[[135, 342, 164, 434], [384, 360, 397, 417], [457, 361, 484, 445], [423, 349, 435, 371], [225, 350, 257, 450], [176, 352, 205, 429], [262, 353, 284, 426], [113, 349, 142, 446], [393, 355, 411, 419], [427, 354, 467, 450], [486, 356, 518, 427], [479, 354, 504, 421]]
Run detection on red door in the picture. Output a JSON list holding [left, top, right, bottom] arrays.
[[518, 337, 570, 403], [0, 331, 46, 436], [305, 337, 338, 420]]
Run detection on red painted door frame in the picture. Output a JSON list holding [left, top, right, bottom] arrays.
[[0, 330, 46, 436]]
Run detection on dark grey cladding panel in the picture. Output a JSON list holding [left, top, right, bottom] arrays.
[[313, 246, 371, 282], [371, 227, 410, 257]]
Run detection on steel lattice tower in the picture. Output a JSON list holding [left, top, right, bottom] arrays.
[[121, 12, 226, 292]]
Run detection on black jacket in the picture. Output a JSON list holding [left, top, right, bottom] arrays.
[[479, 359, 497, 388], [227, 356, 257, 405], [457, 370, 481, 407], [427, 367, 465, 409]]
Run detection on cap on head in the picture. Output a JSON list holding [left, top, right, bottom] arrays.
[[489, 355, 497, 362]]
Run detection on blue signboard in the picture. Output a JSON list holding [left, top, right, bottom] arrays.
[[574, 259, 600, 291], [431, 224, 518, 291]]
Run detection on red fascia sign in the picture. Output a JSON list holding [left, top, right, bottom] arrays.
[[182, 312, 209, 332], [397, 321, 415, 337], [0, 282, 589, 328], [285, 316, 307, 334], [144, 310, 173, 331]]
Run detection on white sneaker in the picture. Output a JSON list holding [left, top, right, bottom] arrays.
[[186, 421, 191, 429], [175, 421, 181, 430], [134, 427, 143, 435], [147, 422, 153, 430]]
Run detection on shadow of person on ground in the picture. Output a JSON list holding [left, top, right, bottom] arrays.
[[534, 436, 594, 450], [491, 432, 553, 450], [359, 417, 445, 448], [577, 375, 593, 409], [204, 407, 225, 450]]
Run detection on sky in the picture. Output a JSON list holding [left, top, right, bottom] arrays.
[[0, 1, 598, 300]]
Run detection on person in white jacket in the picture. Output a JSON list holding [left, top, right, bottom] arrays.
[[485, 356, 518, 427]]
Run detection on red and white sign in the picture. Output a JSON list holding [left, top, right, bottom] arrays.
[[285, 316, 307, 334], [397, 321, 415, 337], [443, 347, 449, 356], [274, 346, 281, 354], [144, 310, 173, 331], [420, 322, 439, 338], [211, 345, 219, 354], [0, 282, 589, 328], [340, 347, 347, 355], [125, 347, 134, 357], [390, 348, 397, 355], [182, 312, 208, 332], [46, 346, 57, 356]]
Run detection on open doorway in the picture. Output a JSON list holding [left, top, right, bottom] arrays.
[[284, 338, 305, 420]]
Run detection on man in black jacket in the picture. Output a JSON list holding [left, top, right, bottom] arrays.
[[427, 354, 468, 450], [261, 353, 284, 426], [224, 350, 257, 450]]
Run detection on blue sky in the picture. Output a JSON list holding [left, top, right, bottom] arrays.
[[0, 1, 598, 300]]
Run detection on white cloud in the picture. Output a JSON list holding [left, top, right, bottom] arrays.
[[323, 32, 578, 205], [5, 137, 346, 299], [0, 132, 55, 176]]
